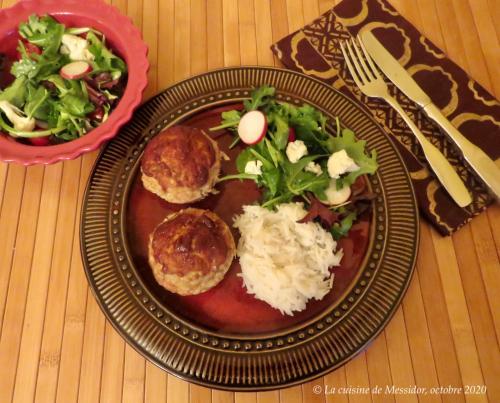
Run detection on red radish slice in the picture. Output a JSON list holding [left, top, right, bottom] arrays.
[[60, 61, 92, 80], [237, 110, 267, 145], [28, 136, 51, 146], [288, 127, 296, 142]]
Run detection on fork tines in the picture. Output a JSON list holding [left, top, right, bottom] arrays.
[[339, 37, 380, 86]]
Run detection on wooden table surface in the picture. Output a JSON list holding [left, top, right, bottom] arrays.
[[1, 0, 499, 402]]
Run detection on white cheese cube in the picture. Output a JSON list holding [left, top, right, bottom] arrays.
[[61, 34, 95, 62], [286, 140, 308, 163], [304, 161, 322, 176], [327, 149, 359, 178], [244, 160, 263, 175]]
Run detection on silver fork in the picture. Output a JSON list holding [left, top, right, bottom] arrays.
[[340, 37, 472, 208]]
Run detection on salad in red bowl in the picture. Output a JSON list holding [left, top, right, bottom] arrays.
[[0, 0, 148, 165], [1, 14, 127, 145]]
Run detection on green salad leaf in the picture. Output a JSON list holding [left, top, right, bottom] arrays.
[[19, 15, 64, 56], [210, 109, 241, 132], [87, 32, 127, 76], [331, 211, 357, 240], [24, 86, 50, 119], [261, 167, 282, 197], [61, 94, 94, 117], [267, 112, 289, 151], [0, 77, 27, 107], [10, 43, 38, 78], [243, 85, 275, 111]]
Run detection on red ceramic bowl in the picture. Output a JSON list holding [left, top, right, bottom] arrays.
[[0, 0, 149, 165]]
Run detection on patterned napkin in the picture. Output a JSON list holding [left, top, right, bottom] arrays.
[[271, 0, 500, 235]]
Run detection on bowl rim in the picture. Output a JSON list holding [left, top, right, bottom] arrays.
[[0, 0, 149, 165]]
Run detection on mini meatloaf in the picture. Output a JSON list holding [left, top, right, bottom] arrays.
[[141, 125, 221, 203], [148, 208, 235, 295]]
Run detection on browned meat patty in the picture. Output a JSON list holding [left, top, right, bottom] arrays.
[[148, 208, 235, 295], [141, 125, 221, 203]]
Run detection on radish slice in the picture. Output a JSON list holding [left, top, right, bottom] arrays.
[[288, 127, 296, 142], [28, 136, 51, 146], [237, 110, 267, 145], [60, 61, 92, 80], [323, 180, 351, 205]]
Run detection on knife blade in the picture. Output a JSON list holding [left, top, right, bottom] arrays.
[[359, 29, 500, 201]]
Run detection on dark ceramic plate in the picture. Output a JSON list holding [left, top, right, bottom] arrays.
[[81, 66, 419, 390]]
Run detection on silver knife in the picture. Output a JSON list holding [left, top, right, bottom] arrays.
[[359, 29, 500, 201]]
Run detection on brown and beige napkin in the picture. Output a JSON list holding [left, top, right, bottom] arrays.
[[271, 0, 500, 235]]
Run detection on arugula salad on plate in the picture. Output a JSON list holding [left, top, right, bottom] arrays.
[[0, 14, 127, 146], [210, 85, 378, 240]]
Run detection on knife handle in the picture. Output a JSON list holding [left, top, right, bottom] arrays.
[[385, 96, 472, 207], [424, 103, 500, 200]]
